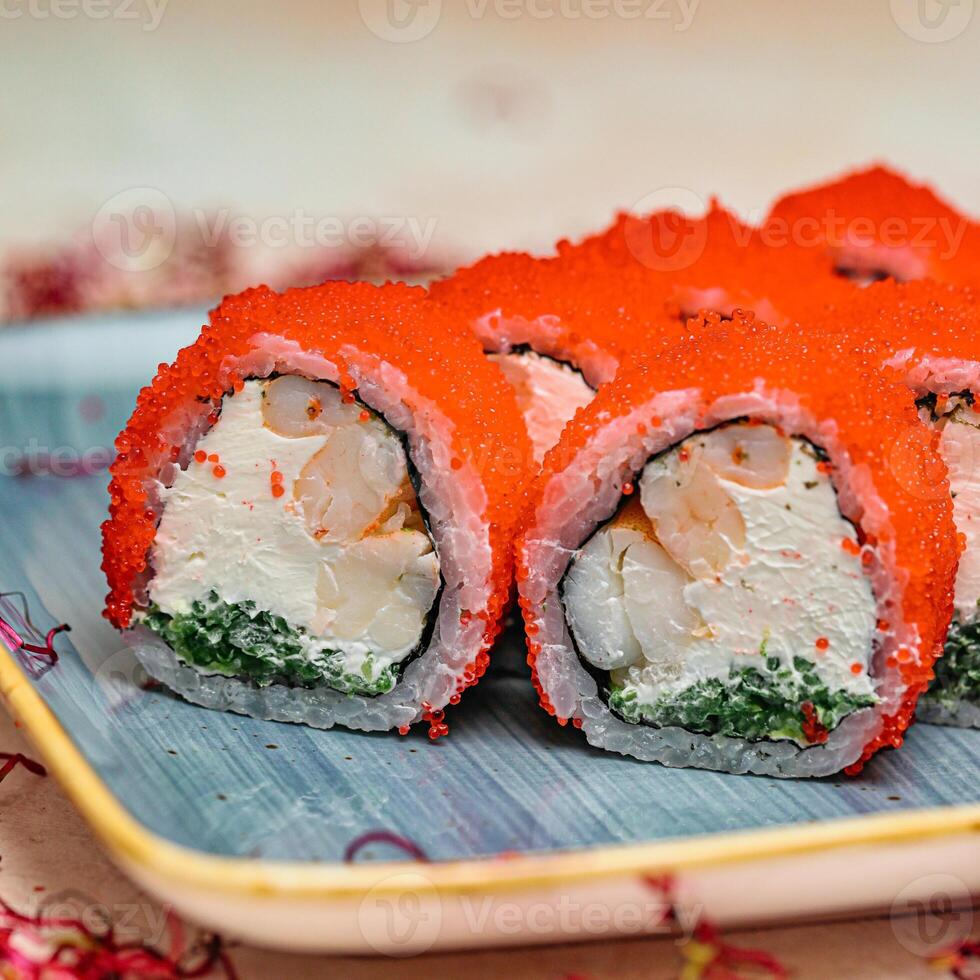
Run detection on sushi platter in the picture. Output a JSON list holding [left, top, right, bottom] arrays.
[[2, 168, 980, 953]]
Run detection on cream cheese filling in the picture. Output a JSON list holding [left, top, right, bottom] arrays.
[[563, 423, 877, 716], [489, 349, 594, 462], [145, 377, 441, 680]]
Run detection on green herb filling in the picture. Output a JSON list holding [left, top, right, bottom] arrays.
[[922, 614, 980, 709], [143, 592, 398, 697], [608, 656, 876, 743]]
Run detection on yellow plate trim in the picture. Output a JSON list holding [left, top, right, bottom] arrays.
[[2, 641, 978, 900]]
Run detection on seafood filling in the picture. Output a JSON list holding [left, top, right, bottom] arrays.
[[562, 422, 878, 744], [141, 376, 441, 696], [489, 349, 594, 462]]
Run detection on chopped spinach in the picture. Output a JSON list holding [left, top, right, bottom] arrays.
[[608, 656, 875, 743], [143, 592, 397, 696], [922, 614, 980, 709]]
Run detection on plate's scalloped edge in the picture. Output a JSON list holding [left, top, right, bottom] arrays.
[[2, 641, 979, 900]]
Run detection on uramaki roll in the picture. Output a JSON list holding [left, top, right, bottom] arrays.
[[818, 280, 980, 726], [102, 282, 532, 734], [517, 315, 957, 776]]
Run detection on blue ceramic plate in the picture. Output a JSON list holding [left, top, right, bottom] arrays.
[[1, 309, 978, 953]]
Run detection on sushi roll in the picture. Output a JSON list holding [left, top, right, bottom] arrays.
[[766, 166, 980, 287], [821, 280, 980, 727], [102, 282, 532, 734], [431, 204, 846, 462], [518, 314, 957, 776], [431, 251, 642, 462]]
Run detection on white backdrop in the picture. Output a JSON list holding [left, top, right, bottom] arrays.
[[2, 0, 979, 261]]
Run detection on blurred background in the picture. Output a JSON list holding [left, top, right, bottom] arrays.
[[2, 0, 979, 321]]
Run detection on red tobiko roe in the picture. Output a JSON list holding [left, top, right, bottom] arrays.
[[766, 165, 980, 288], [519, 313, 958, 774], [812, 277, 980, 367], [429, 202, 858, 389], [440, 176, 979, 369], [101, 282, 534, 720], [570, 202, 859, 324]]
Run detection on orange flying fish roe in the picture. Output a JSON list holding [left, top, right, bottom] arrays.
[[469, 215, 832, 350], [101, 281, 534, 724], [766, 165, 980, 288], [270, 468, 285, 499], [808, 277, 980, 377], [429, 203, 859, 470]]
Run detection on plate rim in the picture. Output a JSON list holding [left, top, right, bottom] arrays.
[[3, 640, 979, 900]]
